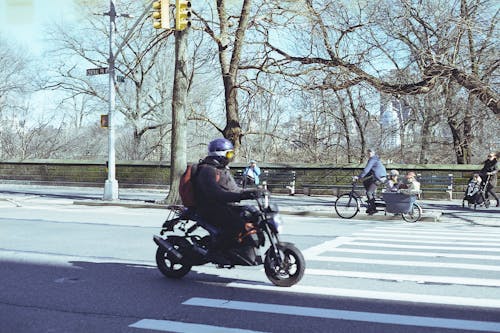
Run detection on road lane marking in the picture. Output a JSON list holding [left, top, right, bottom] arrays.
[[227, 282, 500, 308], [305, 255, 500, 271], [305, 269, 500, 286], [129, 319, 269, 333], [328, 247, 500, 260], [345, 241, 500, 252], [352, 235, 500, 246], [301, 236, 353, 257], [183, 297, 500, 332], [366, 227, 500, 237]]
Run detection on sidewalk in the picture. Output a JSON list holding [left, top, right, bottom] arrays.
[[1, 183, 498, 226]]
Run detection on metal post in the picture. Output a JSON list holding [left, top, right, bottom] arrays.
[[103, 0, 119, 201]]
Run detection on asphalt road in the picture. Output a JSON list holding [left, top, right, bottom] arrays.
[[1, 191, 500, 333]]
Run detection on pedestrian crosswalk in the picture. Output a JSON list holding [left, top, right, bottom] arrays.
[[230, 223, 500, 308], [131, 223, 500, 332]]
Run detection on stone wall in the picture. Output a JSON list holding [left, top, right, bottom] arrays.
[[0, 159, 169, 189], [0, 159, 496, 199]]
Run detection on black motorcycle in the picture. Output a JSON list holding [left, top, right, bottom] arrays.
[[153, 192, 305, 287]]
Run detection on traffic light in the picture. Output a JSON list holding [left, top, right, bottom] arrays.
[[175, 0, 191, 31], [152, 0, 169, 29]]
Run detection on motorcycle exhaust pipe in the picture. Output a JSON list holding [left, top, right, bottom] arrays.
[[153, 235, 183, 261]]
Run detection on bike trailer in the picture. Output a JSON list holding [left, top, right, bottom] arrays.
[[382, 192, 416, 214]]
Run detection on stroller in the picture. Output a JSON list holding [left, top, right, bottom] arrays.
[[462, 173, 490, 209]]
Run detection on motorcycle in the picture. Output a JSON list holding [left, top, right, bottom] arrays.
[[153, 191, 305, 287]]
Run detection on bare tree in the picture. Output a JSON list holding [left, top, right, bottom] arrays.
[[261, 0, 498, 115], [0, 37, 32, 114], [43, 1, 174, 160], [198, 0, 254, 150]]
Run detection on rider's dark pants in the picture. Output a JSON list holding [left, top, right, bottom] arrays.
[[208, 205, 252, 249], [363, 178, 378, 211], [363, 178, 378, 201]]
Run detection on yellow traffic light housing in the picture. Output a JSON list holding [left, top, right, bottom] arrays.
[[175, 0, 191, 31], [152, 0, 169, 29]]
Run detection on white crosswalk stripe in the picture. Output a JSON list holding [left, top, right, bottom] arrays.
[[129, 319, 269, 333], [181, 297, 500, 332]]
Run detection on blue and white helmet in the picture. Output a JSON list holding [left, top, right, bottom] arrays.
[[208, 138, 235, 161]]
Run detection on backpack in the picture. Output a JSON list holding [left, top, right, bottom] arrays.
[[179, 164, 199, 207]]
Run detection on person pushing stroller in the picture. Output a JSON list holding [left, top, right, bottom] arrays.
[[479, 152, 499, 207]]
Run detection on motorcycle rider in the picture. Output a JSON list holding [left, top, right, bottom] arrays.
[[193, 138, 261, 252], [353, 148, 387, 215]]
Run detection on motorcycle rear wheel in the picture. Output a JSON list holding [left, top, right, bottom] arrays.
[[155, 236, 192, 279], [264, 242, 305, 287]]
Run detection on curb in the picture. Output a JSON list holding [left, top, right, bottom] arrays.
[[73, 200, 441, 222], [280, 209, 441, 222], [73, 200, 169, 210]]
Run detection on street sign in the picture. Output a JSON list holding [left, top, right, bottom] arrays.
[[86, 67, 109, 76]]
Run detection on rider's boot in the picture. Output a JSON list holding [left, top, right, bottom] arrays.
[[366, 199, 377, 215]]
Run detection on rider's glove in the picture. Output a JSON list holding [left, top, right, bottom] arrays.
[[241, 189, 259, 200], [241, 188, 266, 200]]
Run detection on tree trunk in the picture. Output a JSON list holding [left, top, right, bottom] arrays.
[[447, 117, 465, 164], [347, 89, 365, 162], [419, 115, 431, 164], [166, 29, 189, 204], [217, 0, 252, 154], [222, 74, 242, 150], [462, 97, 473, 164], [334, 91, 352, 163]]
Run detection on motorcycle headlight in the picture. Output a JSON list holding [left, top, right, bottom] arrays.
[[269, 213, 284, 233]]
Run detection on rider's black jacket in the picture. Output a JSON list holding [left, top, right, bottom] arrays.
[[193, 156, 249, 234]]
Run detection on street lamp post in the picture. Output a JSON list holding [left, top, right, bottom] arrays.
[[103, 0, 119, 201], [102, 0, 131, 201]]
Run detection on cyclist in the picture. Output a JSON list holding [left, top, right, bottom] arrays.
[[353, 148, 387, 215]]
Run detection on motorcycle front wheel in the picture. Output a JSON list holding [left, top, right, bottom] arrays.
[[155, 236, 192, 279], [264, 242, 305, 287]]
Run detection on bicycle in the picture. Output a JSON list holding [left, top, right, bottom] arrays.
[[334, 178, 422, 223]]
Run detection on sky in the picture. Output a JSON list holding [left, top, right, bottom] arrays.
[[0, 0, 109, 122], [0, 0, 82, 54]]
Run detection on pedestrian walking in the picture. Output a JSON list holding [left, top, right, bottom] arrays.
[[242, 160, 261, 188], [480, 152, 499, 207]]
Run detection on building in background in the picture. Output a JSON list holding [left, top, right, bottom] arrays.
[[379, 94, 413, 150]]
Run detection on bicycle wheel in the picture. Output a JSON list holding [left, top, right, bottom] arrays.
[[402, 203, 422, 223], [335, 194, 360, 219]]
